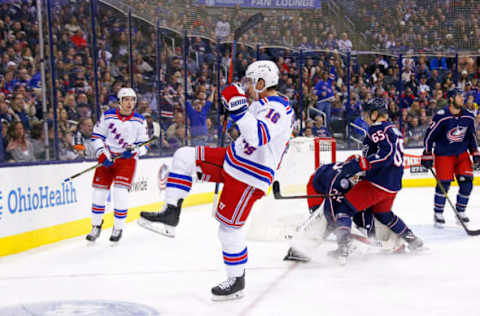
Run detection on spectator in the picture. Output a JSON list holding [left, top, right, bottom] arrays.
[[167, 125, 186, 150], [73, 118, 95, 158], [215, 14, 231, 41], [405, 116, 426, 147], [30, 121, 47, 160], [59, 128, 80, 161], [338, 32, 353, 52], [6, 121, 35, 162], [10, 93, 31, 130], [312, 115, 331, 137], [186, 87, 215, 146], [314, 61, 336, 124]]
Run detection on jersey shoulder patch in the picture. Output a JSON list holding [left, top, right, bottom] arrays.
[[436, 109, 445, 115]]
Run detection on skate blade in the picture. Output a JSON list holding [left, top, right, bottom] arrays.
[[109, 239, 121, 246], [86, 236, 99, 244], [434, 222, 445, 229], [211, 290, 245, 301], [137, 218, 176, 238]]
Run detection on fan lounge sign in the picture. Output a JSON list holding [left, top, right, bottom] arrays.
[[198, 0, 323, 9]]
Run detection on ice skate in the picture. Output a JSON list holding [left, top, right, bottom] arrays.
[[401, 230, 424, 251], [109, 228, 122, 242], [138, 199, 183, 237], [434, 212, 445, 228], [211, 272, 245, 301], [456, 212, 470, 223], [283, 246, 311, 263], [86, 220, 103, 242]]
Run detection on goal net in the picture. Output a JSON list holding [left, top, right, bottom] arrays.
[[247, 137, 336, 241]]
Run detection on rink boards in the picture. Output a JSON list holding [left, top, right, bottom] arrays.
[[1, 148, 479, 256]]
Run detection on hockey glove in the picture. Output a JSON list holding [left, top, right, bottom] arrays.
[[120, 146, 137, 159], [472, 151, 480, 168], [221, 84, 249, 121], [98, 152, 114, 167], [420, 151, 434, 169], [341, 155, 370, 177]]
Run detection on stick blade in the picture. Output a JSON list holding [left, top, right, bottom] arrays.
[[272, 181, 281, 199], [467, 229, 480, 236]]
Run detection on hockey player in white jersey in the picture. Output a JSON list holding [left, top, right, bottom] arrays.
[[139, 60, 294, 300], [86, 87, 150, 243]]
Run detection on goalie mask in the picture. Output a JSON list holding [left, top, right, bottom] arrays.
[[242, 60, 279, 99]]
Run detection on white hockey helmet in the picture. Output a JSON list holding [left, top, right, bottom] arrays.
[[244, 60, 279, 94], [117, 87, 137, 103]]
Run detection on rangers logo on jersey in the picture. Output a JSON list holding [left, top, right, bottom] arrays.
[[447, 126, 468, 143]]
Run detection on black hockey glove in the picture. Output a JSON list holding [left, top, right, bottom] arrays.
[[472, 151, 480, 168], [420, 151, 433, 169]]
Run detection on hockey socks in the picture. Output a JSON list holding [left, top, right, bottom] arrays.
[[456, 175, 472, 215], [374, 211, 408, 235], [91, 188, 109, 226], [434, 181, 451, 214], [165, 147, 196, 205], [113, 186, 129, 230]]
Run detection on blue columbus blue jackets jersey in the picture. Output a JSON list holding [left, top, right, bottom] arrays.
[[363, 121, 404, 192], [423, 107, 478, 156]]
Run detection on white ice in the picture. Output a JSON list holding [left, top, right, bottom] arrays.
[[1, 187, 479, 316]]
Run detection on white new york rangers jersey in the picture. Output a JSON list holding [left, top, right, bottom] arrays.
[[91, 108, 150, 158], [223, 95, 294, 193]]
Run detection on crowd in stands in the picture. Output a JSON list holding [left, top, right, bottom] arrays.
[[0, 0, 480, 164], [344, 0, 480, 52]]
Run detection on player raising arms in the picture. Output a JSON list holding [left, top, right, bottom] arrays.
[[324, 98, 423, 263], [138, 61, 294, 301], [421, 88, 480, 226], [86, 87, 150, 243]]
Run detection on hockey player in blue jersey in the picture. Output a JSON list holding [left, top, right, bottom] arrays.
[[320, 98, 423, 262], [284, 155, 375, 262], [421, 88, 480, 226]]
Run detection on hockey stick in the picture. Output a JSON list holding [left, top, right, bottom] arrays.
[[64, 136, 158, 182], [272, 180, 341, 200], [429, 167, 480, 236], [211, 13, 265, 216]]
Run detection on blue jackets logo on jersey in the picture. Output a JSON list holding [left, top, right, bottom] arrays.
[[447, 126, 467, 143]]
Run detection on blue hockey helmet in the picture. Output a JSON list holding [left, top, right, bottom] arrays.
[[367, 97, 388, 117], [447, 88, 464, 100]]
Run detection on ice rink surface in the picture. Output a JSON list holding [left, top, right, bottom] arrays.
[[1, 187, 479, 316]]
